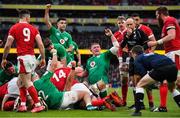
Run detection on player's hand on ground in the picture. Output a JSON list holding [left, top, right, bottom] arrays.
[[71, 61, 76, 68], [46, 4, 51, 9], [39, 59, 46, 68], [105, 28, 113, 37], [147, 41, 158, 47], [1, 59, 7, 69]]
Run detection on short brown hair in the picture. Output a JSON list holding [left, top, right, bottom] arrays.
[[131, 45, 144, 55], [57, 17, 67, 23], [156, 6, 169, 16], [18, 9, 30, 18], [117, 16, 126, 21], [44, 38, 52, 48], [90, 42, 100, 49]]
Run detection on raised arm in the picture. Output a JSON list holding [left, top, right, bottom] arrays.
[[44, 4, 52, 29], [48, 49, 58, 72], [64, 61, 76, 91], [105, 28, 119, 55], [75, 48, 81, 66]]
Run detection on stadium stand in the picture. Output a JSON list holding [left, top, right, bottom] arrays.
[[0, 1, 179, 84]]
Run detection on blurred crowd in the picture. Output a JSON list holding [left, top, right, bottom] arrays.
[[1, 0, 179, 5]]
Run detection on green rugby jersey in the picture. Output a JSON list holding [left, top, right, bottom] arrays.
[[68, 41, 78, 60], [86, 50, 114, 85], [45, 44, 72, 65], [34, 71, 64, 109], [49, 26, 73, 49]]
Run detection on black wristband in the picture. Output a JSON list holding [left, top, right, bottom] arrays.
[[72, 67, 75, 70]]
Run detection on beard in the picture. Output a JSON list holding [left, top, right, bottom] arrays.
[[158, 17, 164, 29]]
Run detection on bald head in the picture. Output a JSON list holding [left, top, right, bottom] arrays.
[[126, 18, 136, 30]]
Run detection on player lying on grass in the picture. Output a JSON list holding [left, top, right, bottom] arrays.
[[1, 77, 20, 111], [1, 76, 46, 112], [130, 45, 180, 116], [49, 62, 123, 111], [32, 48, 98, 110]]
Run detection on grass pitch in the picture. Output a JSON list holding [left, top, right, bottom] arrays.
[[0, 88, 179, 118]]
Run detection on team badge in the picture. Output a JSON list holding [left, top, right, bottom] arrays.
[[60, 39, 65, 44], [90, 61, 96, 68]]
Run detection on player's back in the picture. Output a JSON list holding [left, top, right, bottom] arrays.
[[50, 67, 78, 91], [135, 53, 174, 70], [9, 23, 39, 56]]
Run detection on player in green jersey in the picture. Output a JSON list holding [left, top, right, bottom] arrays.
[[81, 28, 119, 98], [44, 4, 73, 52], [33, 49, 97, 110], [43, 38, 72, 68], [0, 61, 18, 86], [68, 41, 81, 66]]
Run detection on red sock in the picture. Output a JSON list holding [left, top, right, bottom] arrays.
[[159, 83, 168, 107], [122, 82, 128, 103], [3, 100, 15, 111], [27, 86, 39, 104], [19, 87, 27, 103], [92, 99, 104, 106], [147, 91, 153, 103]]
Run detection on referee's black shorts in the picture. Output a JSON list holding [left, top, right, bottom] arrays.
[[149, 64, 177, 83], [129, 57, 134, 76]]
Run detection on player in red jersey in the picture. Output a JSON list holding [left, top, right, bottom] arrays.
[[0, 77, 34, 111], [132, 13, 156, 52], [148, 6, 180, 112], [114, 16, 128, 106], [131, 13, 156, 110], [1, 10, 46, 113], [0, 77, 19, 111], [50, 67, 79, 91], [49, 60, 122, 111]]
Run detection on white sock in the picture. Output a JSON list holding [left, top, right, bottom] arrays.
[[35, 102, 41, 107], [21, 102, 26, 106], [136, 87, 144, 94], [172, 89, 180, 97], [86, 103, 92, 107]]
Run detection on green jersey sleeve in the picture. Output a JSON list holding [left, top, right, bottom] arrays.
[[49, 26, 57, 35], [104, 50, 114, 60], [67, 33, 73, 47], [56, 44, 66, 59], [40, 71, 54, 82], [0, 81, 3, 86]]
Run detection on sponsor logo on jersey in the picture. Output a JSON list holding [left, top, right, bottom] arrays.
[[56, 33, 60, 36], [64, 37, 68, 41], [90, 61, 96, 68], [60, 39, 65, 44]]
